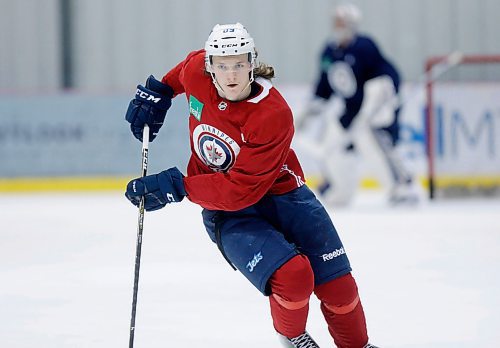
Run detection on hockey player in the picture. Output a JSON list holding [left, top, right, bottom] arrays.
[[124, 23, 378, 348], [297, 3, 418, 206]]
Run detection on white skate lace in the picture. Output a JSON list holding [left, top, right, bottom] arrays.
[[289, 332, 320, 348]]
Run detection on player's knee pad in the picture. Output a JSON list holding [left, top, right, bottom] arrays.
[[314, 272, 360, 315], [269, 254, 314, 310]]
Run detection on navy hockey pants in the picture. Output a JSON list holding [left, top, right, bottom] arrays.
[[201, 185, 352, 295]]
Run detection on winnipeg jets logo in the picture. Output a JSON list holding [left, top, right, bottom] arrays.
[[218, 101, 227, 111], [192, 124, 241, 172], [205, 141, 224, 162], [328, 61, 357, 98]]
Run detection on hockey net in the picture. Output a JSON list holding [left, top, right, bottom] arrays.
[[425, 54, 500, 199]]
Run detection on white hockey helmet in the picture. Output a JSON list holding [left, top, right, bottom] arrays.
[[333, 3, 362, 31], [204, 23, 256, 70]]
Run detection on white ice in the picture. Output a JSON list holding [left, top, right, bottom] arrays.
[[1, 191, 499, 348]]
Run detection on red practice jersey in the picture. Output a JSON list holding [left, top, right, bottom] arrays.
[[162, 50, 305, 211]]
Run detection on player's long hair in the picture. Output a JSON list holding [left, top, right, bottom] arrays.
[[253, 50, 275, 79], [253, 62, 275, 79]]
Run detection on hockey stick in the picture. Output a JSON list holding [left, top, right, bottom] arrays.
[[129, 124, 150, 348]]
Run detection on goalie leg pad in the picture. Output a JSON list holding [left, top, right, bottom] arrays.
[[370, 127, 413, 185], [320, 145, 360, 206]]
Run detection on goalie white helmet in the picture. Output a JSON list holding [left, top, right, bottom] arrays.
[[204, 23, 256, 69], [333, 3, 362, 31], [332, 3, 362, 44]]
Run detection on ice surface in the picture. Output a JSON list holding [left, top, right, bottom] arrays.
[[1, 191, 499, 347]]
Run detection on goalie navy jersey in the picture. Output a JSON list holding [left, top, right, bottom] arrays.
[[314, 35, 400, 129], [162, 50, 305, 212]]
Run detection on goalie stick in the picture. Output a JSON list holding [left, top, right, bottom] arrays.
[[129, 124, 149, 348]]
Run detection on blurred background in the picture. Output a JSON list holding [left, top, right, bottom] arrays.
[[1, 0, 499, 194]]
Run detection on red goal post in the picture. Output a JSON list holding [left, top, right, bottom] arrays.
[[424, 54, 500, 199]]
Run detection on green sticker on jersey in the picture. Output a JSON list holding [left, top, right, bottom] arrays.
[[189, 95, 204, 121]]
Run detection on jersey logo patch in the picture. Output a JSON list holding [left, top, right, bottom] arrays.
[[193, 124, 241, 172], [218, 101, 227, 110], [189, 95, 204, 121], [328, 61, 357, 98]]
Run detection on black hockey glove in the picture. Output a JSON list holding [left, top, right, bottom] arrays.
[[125, 167, 187, 211], [125, 75, 174, 142]]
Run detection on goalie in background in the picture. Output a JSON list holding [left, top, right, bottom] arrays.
[[296, 3, 420, 206]]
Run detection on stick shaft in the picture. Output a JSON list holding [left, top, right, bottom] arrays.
[[129, 125, 150, 348]]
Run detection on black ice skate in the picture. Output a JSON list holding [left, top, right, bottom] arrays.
[[364, 344, 380, 348], [278, 331, 320, 348]]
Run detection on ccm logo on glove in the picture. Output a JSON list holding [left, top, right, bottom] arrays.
[[135, 89, 162, 103]]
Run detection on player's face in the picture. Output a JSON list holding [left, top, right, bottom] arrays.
[[210, 54, 253, 101]]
